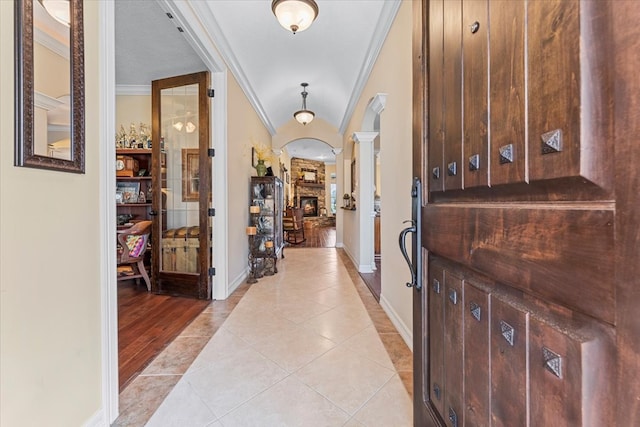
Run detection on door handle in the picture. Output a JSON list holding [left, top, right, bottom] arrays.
[[399, 219, 417, 288], [398, 177, 422, 291]]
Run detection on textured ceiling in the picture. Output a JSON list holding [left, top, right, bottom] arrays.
[[115, 0, 401, 161]]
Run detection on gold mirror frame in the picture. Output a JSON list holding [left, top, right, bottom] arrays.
[[15, 0, 85, 173]]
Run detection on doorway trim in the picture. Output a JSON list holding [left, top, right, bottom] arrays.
[[100, 1, 230, 422], [353, 93, 386, 273]]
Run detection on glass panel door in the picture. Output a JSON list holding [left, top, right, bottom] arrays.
[[160, 84, 200, 273], [151, 72, 211, 299]]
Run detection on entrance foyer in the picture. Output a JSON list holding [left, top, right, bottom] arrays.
[[115, 248, 412, 425]]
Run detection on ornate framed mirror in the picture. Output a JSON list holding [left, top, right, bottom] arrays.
[[15, 0, 85, 173]]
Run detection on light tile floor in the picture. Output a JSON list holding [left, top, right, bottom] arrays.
[[115, 248, 412, 426]]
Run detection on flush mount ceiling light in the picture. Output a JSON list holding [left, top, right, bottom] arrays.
[[271, 0, 319, 34], [38, 0, 70, 27], [294, 83, 315, 125]]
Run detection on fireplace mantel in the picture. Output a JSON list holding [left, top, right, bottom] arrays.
[[296, 181, 324, 188]]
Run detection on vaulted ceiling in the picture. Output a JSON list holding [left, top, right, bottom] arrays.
[[115, 0, 401, 161]]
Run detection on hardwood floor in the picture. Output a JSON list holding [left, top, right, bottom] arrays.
[[359, 258, 381, 301], [118, 281, 209, 391], [284, 225, 336, 249]]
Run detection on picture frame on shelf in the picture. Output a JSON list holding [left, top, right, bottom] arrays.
[[182, 148, 199, 202], [116, 181, 141, 204]]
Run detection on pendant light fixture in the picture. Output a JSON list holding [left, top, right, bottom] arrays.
[[294, 83, 315, 125], [271, 0, 319, 34]]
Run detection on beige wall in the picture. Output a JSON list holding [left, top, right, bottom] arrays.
[[226, 72, 273, 287], [116, 95, 151, 130], [1, 1, 103, 425], [342, 0, 414, 339]]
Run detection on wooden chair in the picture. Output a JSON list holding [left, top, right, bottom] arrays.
[[117, 220, 152, 291], [283, 207, 305, 244]]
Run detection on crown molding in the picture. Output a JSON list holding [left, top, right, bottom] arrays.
[[185, 2, 276, 135]]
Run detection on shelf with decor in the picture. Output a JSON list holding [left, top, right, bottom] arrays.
[[116, 148, 152, 216]]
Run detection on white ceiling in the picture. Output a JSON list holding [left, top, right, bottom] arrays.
[[115, 0, 401, 162]]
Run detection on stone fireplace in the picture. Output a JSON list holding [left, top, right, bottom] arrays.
[[291, 158, 326, 217]]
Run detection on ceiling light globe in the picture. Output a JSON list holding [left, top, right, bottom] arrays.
[[294, 110, 315, 126], [272, 0, 319, 34]]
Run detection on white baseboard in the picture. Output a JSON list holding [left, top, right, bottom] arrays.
[[359, 264, 373, 273], [83, 410, 107, 427], [379, 295, 413, 352], [227, 268, 249, 298]]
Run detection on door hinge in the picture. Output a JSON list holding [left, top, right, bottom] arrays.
[[208, 208, 215, 217], [208, 267, 216, 276], [207, 88, 215, 98], [208, 148, 215, 157]]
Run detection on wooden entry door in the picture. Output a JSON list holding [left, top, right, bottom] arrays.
[[151, 71, 213, 299], [411, 1, 640, 426]]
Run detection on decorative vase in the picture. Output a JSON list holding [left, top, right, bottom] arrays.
[[255, 159, 267, 177]]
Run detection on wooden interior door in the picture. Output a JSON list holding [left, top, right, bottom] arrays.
[[151, 71, 212, 299], [412, 1, 640, 425]]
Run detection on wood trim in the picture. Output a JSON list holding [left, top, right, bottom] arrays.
[[412, 0, 442, 425], [612, 1, 640, 424], [424, 204, 615, 324]]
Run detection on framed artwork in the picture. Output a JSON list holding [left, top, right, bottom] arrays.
[[251, 147, 259, 168], [182, 148, 199, 201], [116, 181, 140, 204], [350, 159, 356, 192], [301, 168, 317, 183]]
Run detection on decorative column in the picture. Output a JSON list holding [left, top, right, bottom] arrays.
[[333, 148, 344, 247], [352, 131, 377, 273]]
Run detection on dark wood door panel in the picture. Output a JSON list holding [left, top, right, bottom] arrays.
[[443, 0, 463, 191], [527, 0, 612, 190], [491, 297, 529, 427], [424, 204, 615, 324], [529, 315, 614, 427], [443, 272, 465, 427], [463, 282, 491, 426], [429, 265, 446, 416], [489, 0, 526, 186], [428, 0, 445, 193], [462, 0, 488, 189]]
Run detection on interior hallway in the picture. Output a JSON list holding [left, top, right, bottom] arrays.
[[115, 248, 412, 426]]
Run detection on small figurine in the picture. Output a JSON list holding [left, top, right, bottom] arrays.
[[128, 123, 138, 147], [139, 122, 150, 146], [116, 125, 127, 148], [138, 191, 146, 204]]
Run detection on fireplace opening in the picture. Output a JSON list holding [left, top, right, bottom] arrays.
[[300, 196, 318, 217]]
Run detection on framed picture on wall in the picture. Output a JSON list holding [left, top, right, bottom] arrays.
[[182, 148, 199, 202], [350, 159, 356, 193]]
